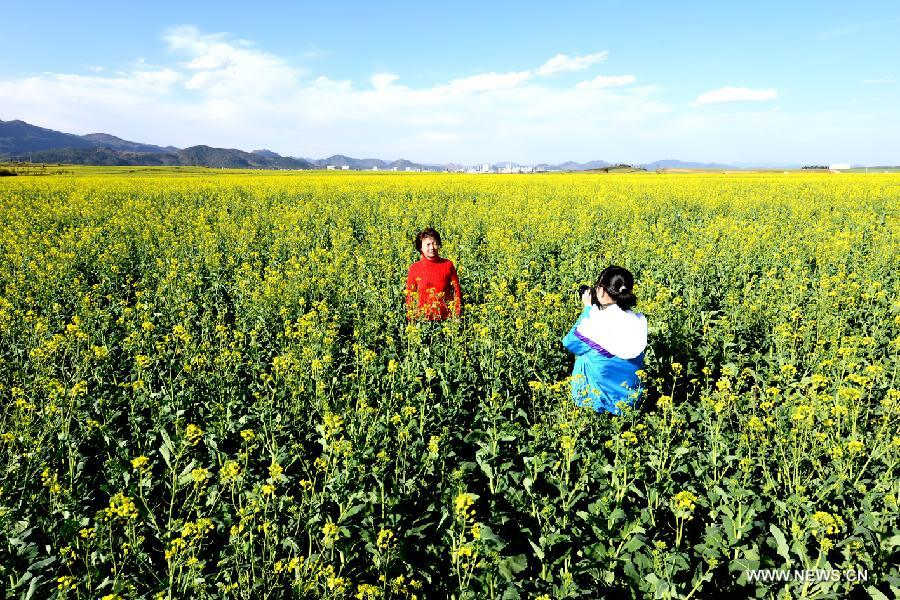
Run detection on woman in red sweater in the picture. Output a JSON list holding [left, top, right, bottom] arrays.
[[406, 227, 462, 320]]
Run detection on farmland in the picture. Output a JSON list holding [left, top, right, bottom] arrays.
[[1, 170, 898, 599]]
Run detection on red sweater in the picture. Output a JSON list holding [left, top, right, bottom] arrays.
[[406, 256, 462, 320]]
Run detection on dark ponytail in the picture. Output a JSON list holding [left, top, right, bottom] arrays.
[[595, 265, 637, 310]]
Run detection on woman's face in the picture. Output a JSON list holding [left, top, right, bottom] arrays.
[[420, 236, 440, 259]]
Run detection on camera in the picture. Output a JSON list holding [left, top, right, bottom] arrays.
[[578, 284, 598, 306]]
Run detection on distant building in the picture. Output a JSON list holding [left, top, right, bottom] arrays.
[[829, 163, 851, 171], [341, 165, 350, 170], [481, 163, 491, 173], [405, 166, 413, 171], [371, 166, 379, 171], [326, 165, 336, 170], [497, 163, 534, 174]]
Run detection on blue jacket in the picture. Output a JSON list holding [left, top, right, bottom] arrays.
[[562, 305, 645, 414]]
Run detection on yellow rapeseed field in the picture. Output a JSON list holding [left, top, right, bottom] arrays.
[[0, 170, 898, 599]]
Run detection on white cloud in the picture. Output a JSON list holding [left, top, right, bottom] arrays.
[[134, 68, 182, 88], [441, 70, 533, 94], [537, 52, 608, 76], [163, 25, 301, 97], [3, 30, 649, 159], [4, 68, 181, 105], [693, 86, 778, 105], [3, 28, 895, 164], [371, 73, 399, 89], [576, 74, 636, 89]]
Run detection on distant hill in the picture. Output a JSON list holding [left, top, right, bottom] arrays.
[[1, 119, 97, 154], [81, 133, 177, 154], [641, 159, 736, 170], [20, 145, 314, 169], [388, 158, 439, 171], [310, 155, 440, 171], [0, 119, 312, 169], [314, 154, 382, 169], [0, 119, 444, 170], [584, 163, 647, 173], [533, 160, 611, 171], [177, 145, 312, 169], [15, 147, 177, 166], [4, 118, 823, 173]]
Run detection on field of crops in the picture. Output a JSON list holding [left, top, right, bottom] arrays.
[[1, 171, 898, 599]]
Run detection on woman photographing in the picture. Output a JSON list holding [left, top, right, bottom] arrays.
[[562, 266, 647, 414]]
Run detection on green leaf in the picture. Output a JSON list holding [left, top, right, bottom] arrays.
[[607, 508, 625, 529], [159, 442, 171, 469], [28, 557, 55, 571], [722, 514, 736, 543], [160, 427, 173, 450], [867, 586, 889, 600], [23, 576, 39, 600], [176, 459, 196, 485], [476, 456, 494, 480], [338, 503, 366, 523], [769, 524, 790, 563], [478, 524, 500, 543], [623, 534, 644, 554], [498, 554, 527, 580], [527, 540, 544, 561], [623, 560, 640, 582]]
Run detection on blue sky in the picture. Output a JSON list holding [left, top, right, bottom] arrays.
[[2, 0, 898, 164]]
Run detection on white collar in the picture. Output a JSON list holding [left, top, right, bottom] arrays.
[[577, 303, 647, 359]]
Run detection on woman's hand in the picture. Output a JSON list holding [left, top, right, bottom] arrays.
[[581, 288, 592, 307]]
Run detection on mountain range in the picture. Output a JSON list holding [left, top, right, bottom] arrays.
[[0, 118, 797, 171], [0, 119, 447, 171]]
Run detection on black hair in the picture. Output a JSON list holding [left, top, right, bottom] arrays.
[[414, 227, 442, 253], [595, 265, 637, 310]]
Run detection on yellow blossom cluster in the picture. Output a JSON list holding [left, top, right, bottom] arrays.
[[454, 492, 476, 521], [672, 491, 698, 513], [185, 423, 204, 445], [2, 169, 898, 599], [105, 492, 138, 521]]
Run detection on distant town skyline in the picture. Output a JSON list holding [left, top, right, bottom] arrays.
[[1, 0, 898, 164]]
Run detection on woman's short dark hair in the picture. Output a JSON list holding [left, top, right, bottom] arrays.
[[595, 265, 638, 310], [414, 227, 442, 252]]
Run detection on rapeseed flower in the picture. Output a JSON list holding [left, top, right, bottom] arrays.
[[454, 492, 476, 521], [376, 528, 395, 550], [105, 492, 138, 520], [185, 423, 204, 445]]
